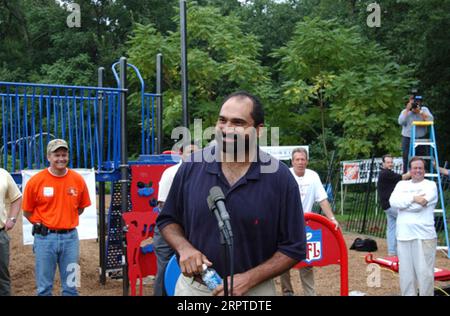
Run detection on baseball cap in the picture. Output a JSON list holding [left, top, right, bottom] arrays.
[[47, 139, 69, 154]]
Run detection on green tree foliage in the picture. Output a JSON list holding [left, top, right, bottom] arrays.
[[358, 0, 450, 163], [36, 54, 96, 86], [305, 0, 450, 162], [127, 2, 272, 149], [1, 0, 448, 165], [271, 18, 414, 161], [195, 0, 242, 15], [0, 0, 179, 85], [237, 0, 305, 69]]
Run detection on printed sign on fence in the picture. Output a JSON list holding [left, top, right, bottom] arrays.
[[341, 158, 403, 184], [343, 163, 360, 183]]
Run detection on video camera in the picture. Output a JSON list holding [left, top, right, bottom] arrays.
[[410, 88, 422, 110]]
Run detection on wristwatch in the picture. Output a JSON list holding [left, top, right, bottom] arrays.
[[8, 217, 16, 224]]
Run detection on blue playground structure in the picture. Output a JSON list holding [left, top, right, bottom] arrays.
[[0, 55, 177, 294], [1, 57, 162, 182]]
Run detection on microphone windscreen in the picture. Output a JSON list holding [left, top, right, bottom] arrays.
[[209, 186, 225, 202], [207, 194, 215, 210]]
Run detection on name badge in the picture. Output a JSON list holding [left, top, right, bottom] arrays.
[[43, 187, 54, 197]]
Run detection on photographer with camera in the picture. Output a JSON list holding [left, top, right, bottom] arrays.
[[398, 91, 433, 173]]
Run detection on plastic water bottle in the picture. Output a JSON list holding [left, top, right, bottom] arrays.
[[201, 264, 222, 290]]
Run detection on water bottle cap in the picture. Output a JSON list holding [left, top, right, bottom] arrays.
[[202, 263, 208, 271]]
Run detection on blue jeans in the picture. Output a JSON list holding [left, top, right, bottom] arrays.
[[33, 229, 80, 296], [385, 207, 398, 256]]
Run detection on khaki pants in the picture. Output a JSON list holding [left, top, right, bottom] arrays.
[[397, 239, 436, 296], [280, 266, 315, 296], [175, 274, 277, 296]]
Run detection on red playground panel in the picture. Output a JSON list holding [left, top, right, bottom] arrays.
[[125, 163, 178, 295], [123, 211, 159, 296], [294, 213, 349, 296], [365, 254, 450, 281], [130, 164, 176, 212]]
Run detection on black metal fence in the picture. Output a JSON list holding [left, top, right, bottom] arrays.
[[334, 157, 449, 247], [340, 157, 395, 237], [286, 154, 449, 248]]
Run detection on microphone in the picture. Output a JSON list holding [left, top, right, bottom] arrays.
[[209, 186, 233, 241], [207, 186, 234, 297], [207, 194, 225, 234]]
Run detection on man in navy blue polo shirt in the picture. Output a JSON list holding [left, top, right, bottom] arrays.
[[156, 91, 306, 296]]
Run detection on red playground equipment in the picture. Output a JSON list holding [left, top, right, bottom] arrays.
[[122, 163, 177, 295], [365, 254, 450, 282], [122, 211, 158, 296], [293, 213, 349, 296]]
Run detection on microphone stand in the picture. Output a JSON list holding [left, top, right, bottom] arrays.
[[223, 227, 233, 296], [219, 225, 234, 296], [209, 193, 234, 296], [211, 204, 229, 296], [219, 207, 233, 296], [219, 230, 229, 297]]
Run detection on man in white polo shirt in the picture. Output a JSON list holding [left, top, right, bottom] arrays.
[[280, 147, 339, 296]]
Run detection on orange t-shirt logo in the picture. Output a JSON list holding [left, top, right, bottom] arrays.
[[67, 187, 78, 196]]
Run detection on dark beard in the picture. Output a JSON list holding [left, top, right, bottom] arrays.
[[216, 131, 257, 161]]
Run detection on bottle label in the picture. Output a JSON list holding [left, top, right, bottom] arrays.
[[203, 270, 223, 291]]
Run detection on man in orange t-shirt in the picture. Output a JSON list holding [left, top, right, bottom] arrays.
[[22, 139, 91, 296]]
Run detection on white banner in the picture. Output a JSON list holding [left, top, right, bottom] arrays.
[[341, 157, 403, 184], [260, 146, 308, 161], [21, 169, 98, 245]]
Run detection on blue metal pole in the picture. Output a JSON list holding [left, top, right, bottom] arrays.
[[93, 91, 100, 169], [151, 96, 155, 154], [46, 88, 51, 154], [87, 89, 94, 168], [145, 95, 150, 154], [73, 90, 80, 168], [80, 89, 87, 168], [54, 88, 59, 139], [156, 53, 163, 154], [31, 87, 37, 168], [9, 88, 15, 172], [67, 89, 74, 169], [15, 86, 22, 171], [61, 89, 68, 141], [38, 90, 44, 168], [23, 87, 30, 169], [1, 94, 7, 169], [107, 92, 113, 164]]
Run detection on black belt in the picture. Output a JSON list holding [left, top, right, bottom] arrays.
[[48, 228, 75, 234]]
